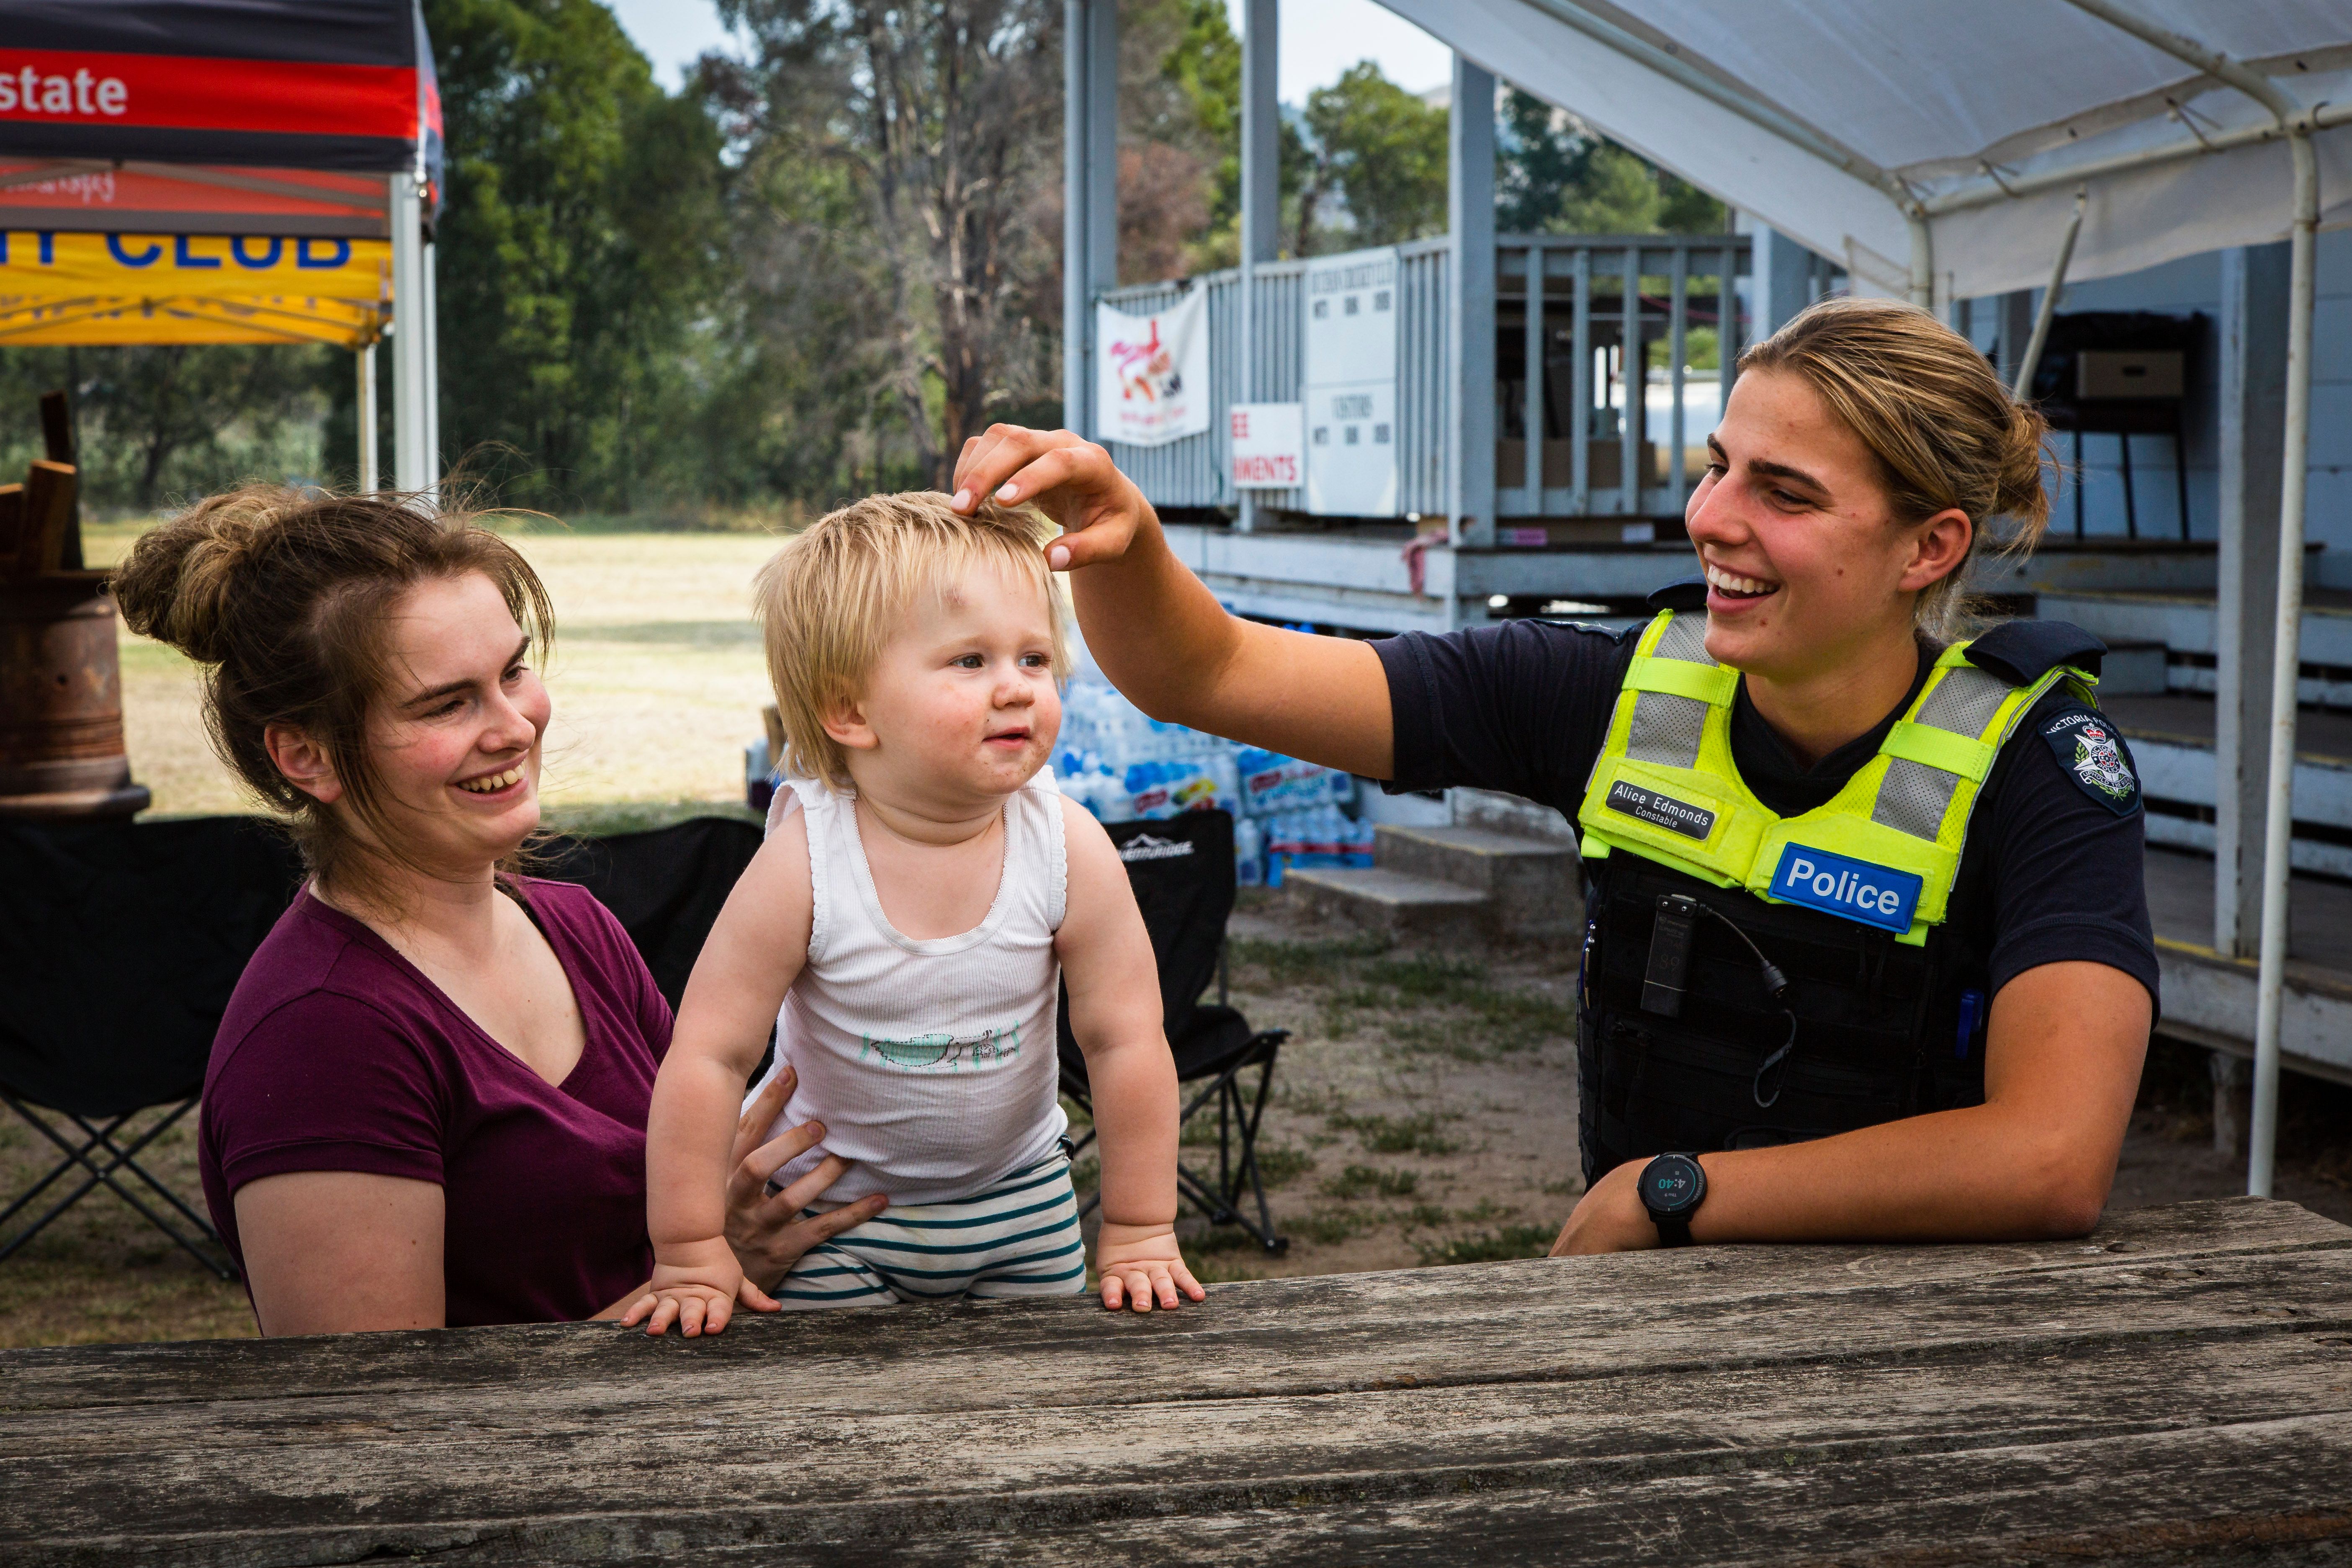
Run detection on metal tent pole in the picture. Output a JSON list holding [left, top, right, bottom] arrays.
[[422, 235, 440, 498], [389, 172, 430, 494], [356, 344, 378, 492], [2056, 0, 2316, 1195], [1234, 0, 1277, 533], [2011, 187, 2086, 399], [2249, 126, 2317, 1195], [1060, 0, 1116, 440]]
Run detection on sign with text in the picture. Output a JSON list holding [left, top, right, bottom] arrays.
[[1302, 244, 1398, 516], [1228, 402, 1302, 489], [1096, 288, 1210, 448]]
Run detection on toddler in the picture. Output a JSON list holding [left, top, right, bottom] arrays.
[[628, 493, 1201, 1333]]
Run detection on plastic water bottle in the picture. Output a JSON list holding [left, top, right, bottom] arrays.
[[1233, 814, 1264, 886]]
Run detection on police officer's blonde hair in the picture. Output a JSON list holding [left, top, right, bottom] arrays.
[[1738, 298, 2052, 640], [755, 491, 1068, 791]]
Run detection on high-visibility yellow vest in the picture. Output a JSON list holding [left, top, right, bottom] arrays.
[[1575, 610, 2097, 946]]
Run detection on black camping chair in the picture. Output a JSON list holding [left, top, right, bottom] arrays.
[[539, 816, 765, 1011], [0, 811, 760, 1280], [0, 816, 305, 1279], [1058, 809, 1291, 1255]]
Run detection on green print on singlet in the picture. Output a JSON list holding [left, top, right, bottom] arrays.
[[858, 1024, 1023, 1072]]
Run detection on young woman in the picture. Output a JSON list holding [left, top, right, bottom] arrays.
[[950, 297, 2156, 1254], [113, 488, 884, 1332]]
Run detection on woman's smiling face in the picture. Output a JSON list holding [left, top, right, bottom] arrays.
[[1684, 367, 1969, 683], [357, 570, 551, 878]]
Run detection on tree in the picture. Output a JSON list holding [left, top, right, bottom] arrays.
[[710, 0, 1063, 489], [1496, 87, 1724, 236], [1294, 62, 1448, 255], [422, 0, 728, 510], [0, 344, 330, 511]]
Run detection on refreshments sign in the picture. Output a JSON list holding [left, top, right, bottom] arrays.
[[1228, 402, 1302, 489]]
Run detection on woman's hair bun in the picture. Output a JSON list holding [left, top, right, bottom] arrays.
[[111, 487, 304, 665], [1993, 396, 2055, 537]]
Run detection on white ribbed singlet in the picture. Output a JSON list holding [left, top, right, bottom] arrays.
[[744, 773, 1070, 1207]]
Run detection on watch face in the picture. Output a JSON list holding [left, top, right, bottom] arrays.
[[1644, 1154, 1704, 1216]]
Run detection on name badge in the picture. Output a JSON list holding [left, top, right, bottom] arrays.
[[1770, 844, 1922, 933], [1606, 780, 1716, 841]]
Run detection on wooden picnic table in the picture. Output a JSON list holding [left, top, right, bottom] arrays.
[[2, 1196, 2349, 1565]]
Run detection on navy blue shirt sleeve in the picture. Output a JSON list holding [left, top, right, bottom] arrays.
[[1974, 694, 2161, 1018], [1372, 620, 1638, 811]]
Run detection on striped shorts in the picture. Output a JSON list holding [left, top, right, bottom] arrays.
[[775, 1154, 1088, 1308]]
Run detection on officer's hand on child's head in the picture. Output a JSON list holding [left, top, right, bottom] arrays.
[[950, 425, 1144, 574], [1094, 1222, 1205, 1313]]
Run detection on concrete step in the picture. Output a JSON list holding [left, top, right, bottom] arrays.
[[1372, 824, 1582, 939], [1282, 866, 1492, 942]]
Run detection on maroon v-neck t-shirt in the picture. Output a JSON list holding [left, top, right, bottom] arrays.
[[199, 880, 669, 1327]]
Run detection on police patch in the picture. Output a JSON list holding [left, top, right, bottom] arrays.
[[2040, 708, 2140, 815]]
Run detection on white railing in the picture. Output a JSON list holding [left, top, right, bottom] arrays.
[[1099, 233, 1811, 528]]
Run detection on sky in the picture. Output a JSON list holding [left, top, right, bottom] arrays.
[[605, 0, 1454, 100]]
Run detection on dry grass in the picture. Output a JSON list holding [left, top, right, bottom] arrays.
[[0, 1105, 255, 1348], [85, 516, 790, 821]]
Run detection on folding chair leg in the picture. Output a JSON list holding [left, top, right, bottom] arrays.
[[1173, 1051, 1289, 1256], [0, 1112, 124, 1236], [0, 1094, 237, 1281]]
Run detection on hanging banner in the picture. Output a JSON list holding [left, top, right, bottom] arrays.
[[0, 229, 392, 346], [1096, 289, 1209, 448], [0, 230, 389, 296]]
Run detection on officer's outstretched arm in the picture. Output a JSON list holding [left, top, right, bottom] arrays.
[[1553, 959, 2151, 1252]]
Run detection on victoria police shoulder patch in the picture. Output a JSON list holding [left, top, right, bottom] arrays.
[[2039, 707, 2141, 815]]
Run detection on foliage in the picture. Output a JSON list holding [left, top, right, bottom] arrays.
[[1293, 62, 1448, 255], [710, 0, 1063, 489], [1496, 88, 1725, 237], [422, 0, 730, 511], [0, 345, 333, 512]]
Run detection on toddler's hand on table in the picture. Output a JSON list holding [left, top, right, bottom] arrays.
[[1094, 1222, 1204, 1313], [623, 1237, 777, 1337]]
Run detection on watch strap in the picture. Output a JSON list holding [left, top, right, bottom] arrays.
[[1653, 1213, 1694, 1248]]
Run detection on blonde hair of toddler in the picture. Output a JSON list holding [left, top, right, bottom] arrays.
[[754, 491, 1069, 791]]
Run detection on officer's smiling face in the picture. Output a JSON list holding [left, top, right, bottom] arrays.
[[1684, 368, 1969, 686]]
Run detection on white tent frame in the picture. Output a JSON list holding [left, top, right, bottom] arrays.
[[387, 169, 440, 495], [1063, 0, 2335, 1192]]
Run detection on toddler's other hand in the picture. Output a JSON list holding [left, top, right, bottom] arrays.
[[1094, 1222, 1204, 1313], [623, 1237, 777, 1336]]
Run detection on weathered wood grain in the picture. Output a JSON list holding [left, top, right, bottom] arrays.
[[6, 1197, 2342, 1416], [0, 1199, 2346, 1567]]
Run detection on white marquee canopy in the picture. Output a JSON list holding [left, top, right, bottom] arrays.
[[1379, 0, 2352, 303]]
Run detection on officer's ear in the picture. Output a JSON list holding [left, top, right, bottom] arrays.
[[1898, 507, 1972, 594]]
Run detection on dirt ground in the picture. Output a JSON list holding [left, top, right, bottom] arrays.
[[1110, 893, 2352, 1287]]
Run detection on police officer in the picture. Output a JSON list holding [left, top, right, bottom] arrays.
[[951, 296, 2156, 1254]]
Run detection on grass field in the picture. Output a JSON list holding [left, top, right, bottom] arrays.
[[87, 516, 786, 831]]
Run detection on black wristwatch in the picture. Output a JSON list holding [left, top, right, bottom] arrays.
[[1639, 1152, 1708, 1247]]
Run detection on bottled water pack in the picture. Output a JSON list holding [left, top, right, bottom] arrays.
[[1052, 677, 1369, 884]]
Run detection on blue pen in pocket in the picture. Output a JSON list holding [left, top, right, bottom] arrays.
[[1955, 989, 1985, 1060]]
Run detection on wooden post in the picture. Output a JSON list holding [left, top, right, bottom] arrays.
[[38, 391, 81, 571], [13, 462, 75, 578]]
